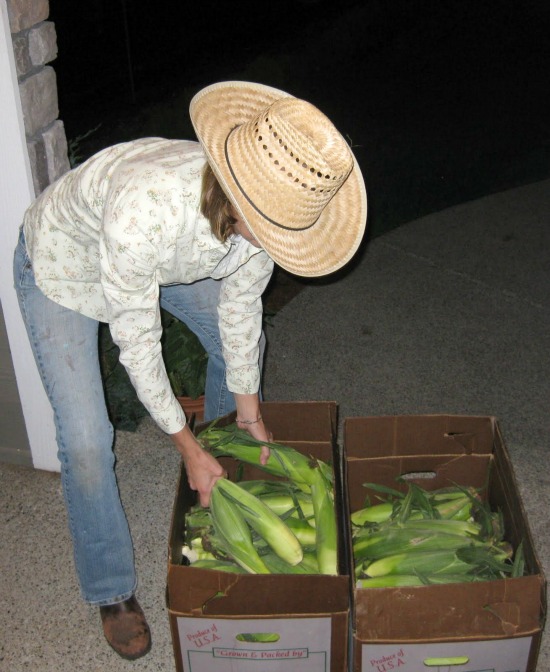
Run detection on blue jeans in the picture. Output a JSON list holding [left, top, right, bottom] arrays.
[[160, 283, 233, 421], [160, 281, 266, 420], [13, 228, 249, 605]]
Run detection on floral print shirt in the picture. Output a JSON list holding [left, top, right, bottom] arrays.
[[23, 138, 274, 434]]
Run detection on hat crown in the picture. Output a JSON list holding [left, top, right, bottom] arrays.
[[225, 97, 353, 231], [189, 81, 367, 276]]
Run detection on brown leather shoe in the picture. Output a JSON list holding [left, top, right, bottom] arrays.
[[100, 595, 151, 660]]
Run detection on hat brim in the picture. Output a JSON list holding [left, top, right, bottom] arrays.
[[190, 81, 367, 277]]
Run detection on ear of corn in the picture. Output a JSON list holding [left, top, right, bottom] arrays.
[[512, 541, 526, 578], [372, 518, 482, 537], [210, 481, 270, 574], [299, 551, 321, 574], [214, 478, 304, 566], [353, 527, 486, 563], [356, 573, 486, 588], [284, 516, 317, 550], [352, 482, 522, 587], [310, 468, 338, 575], [236, 480, 281, 496], [262, 552, 312, 574], [198, 423, 330, 489], [259, 491, 315, 520], [363, 548, 477, 577], [191, 558, 247, 573], [354, 483, 481, 518], [183, 424, 338, 575], [351, 502, 395, 526]]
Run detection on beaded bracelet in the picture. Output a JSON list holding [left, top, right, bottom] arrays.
[[236, 415, 262, 425]]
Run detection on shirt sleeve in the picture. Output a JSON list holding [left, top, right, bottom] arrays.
[[99, 173, 187, 435], [218, 249, 274, 394]]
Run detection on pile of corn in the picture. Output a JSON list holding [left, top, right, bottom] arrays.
[[181, 423, 338, 575], [352, 481, 525, 588]]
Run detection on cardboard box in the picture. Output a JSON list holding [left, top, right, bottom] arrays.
[[343, 414, 547, 672], [167, 401, 350, 672]]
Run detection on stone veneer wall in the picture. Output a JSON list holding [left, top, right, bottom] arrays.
[[7, 0, 70, 195]]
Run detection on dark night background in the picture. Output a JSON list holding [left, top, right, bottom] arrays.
[[49, 0, 550, 244]]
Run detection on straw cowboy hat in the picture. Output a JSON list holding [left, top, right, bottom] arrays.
[[190, 81, 367, 277]]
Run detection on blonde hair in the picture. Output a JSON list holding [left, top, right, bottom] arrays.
[[200, 163, 236, 242]]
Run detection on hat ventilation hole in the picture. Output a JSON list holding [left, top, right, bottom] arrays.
[[252, 111, 342, 197]]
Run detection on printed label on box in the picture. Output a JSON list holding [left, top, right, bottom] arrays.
[[361, 636, 532, 672], [177, 616, 331, 671]]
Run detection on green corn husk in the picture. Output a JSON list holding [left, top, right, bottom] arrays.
[[236, 481, 316, 521], [363, 544, 512, 578], [374, 518, 482, 537], [310, 468, 338, 575], [351, 497, 474, 527], [351, 502, 395, 525], [353, 527, 487, 563], [356, 573, 487, 588], [185, 506, 213, 529], [191, 558, 247, 573], [260, 492, 315, 520], [262, 550, 321, 575], [236, 480, 280, 496], [363, 549, 476, 578], [430, 497, 474, 520], [214, 478, 304, 566], [184, 421, 340, 575], [299, 551, 321, 574], [352, 484, 481, 528], [198, 423, 330, 489], [210, 481, 270, 574], [352, 518, 483, 558], [184, 507, 215, 546], [284, 516, 317, 549], [512, 541, 526, 578], [431, 486, 478, 501], [351, 481, 522, 586], [262, 552, 312, 574]]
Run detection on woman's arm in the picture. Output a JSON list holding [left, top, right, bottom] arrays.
[[234, 392, 271, 464]]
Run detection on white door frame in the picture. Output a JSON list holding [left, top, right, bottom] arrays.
[[0, 0, 58, 471]]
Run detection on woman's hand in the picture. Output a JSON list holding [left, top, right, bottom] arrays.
[[236, 416, 272, 464], [170, 425, 225, 507]]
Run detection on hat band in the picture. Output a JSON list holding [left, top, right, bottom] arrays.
[[224, 130, 317, 232]]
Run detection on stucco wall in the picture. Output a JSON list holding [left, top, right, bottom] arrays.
[[0, 0, 66, 470]]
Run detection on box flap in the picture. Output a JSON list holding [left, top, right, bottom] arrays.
[[196, 401, 338, 444], [344, 414, 496, 458], [345, 453, 492, 514]]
